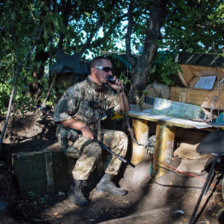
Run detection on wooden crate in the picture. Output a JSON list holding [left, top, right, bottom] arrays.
[[170, 86, 210, 106], [178, 64, 224, 88], [12, 149, 69, 196], [171, 64, 224, 106]]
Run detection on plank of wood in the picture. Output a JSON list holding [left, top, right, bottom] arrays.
[[12, 150, 69, 195], [170, 86, 210, 105], [178, 64, 224, 87]]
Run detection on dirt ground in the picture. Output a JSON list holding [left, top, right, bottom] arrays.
[[0, 113, 224, 224]]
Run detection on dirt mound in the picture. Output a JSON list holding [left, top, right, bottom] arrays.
[[0, 113, 57, 145]]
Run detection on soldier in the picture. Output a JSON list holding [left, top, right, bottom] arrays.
[[54, 56, 129, 206]]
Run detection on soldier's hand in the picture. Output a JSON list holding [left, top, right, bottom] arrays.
[[80, 125, 94, 139], [107, 76, 123, 93]]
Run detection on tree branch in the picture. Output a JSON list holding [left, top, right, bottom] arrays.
[[125, 0, 136, 68], [0, 16, 43, 151], [58, 0, 72, 49], [128, 0, 166, 104], [79, 18, 105, 57]]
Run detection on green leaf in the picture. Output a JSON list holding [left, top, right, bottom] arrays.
[[188, 48, 193, 53], [44, 28, 48, 41], [84, 12, 91, 17]]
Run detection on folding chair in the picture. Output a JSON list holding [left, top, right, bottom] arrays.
[[189, 130, 224, 224]]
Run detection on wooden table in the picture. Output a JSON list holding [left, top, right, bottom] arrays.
[[128, 105, 215, 179]]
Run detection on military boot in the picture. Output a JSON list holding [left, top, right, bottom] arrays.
[[67, 179, 89, 206], [96, 173, 127, 196]]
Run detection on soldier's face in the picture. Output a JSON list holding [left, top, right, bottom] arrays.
[[92, 59, 113, 85]]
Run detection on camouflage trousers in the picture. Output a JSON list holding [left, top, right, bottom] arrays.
[[56, 125, 128, 180]]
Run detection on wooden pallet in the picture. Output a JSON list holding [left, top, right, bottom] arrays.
[[12, 148, 69, 196]]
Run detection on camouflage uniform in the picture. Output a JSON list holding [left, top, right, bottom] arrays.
[[54, 76, 128, 180]]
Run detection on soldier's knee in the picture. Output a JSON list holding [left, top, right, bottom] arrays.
[[119, 131, 128, 144], [84, 142, 102, 158]]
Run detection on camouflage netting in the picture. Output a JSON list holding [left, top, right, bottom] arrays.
[[50, 49, 89, 75]]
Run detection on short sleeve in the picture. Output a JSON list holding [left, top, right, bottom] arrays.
[[53, 86, 80, 123]]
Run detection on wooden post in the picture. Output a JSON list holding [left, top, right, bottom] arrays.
[[153, 124, 175, 179], [131, 118, 149, 165]]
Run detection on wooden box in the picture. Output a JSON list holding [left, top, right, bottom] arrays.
[[177, 64, 224, 88], [170, 86, 209, 105], [12, 149, 69, 196], [171, 64, 224, 107]]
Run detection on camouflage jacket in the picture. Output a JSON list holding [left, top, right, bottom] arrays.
[[53, 76, 121, 130]]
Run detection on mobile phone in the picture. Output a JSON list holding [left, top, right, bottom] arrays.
[[107, 76, 116, 84]]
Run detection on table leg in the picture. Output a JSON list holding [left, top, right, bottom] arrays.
[[131, 118, 149, 165], [153, 124, 175, 179]]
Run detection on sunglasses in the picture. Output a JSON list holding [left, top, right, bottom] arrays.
[[96, 66, 113, 73]]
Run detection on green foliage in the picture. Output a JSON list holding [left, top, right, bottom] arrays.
[[0, 84, 11, 114], [0, 0, 223, 114], [149, 55, 181, 86], [163, 0, 224, 53]]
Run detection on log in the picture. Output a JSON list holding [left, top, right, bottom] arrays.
[[153, 124, 175, 179], [131, 118, 149, 165]]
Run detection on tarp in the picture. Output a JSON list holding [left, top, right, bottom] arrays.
[[176, 52, 224, 67], [50, 49, 89, 75]]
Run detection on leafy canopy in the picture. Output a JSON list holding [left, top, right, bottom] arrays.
[[0, 0, 223, 113]]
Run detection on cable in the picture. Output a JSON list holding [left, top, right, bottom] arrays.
[[153, 154, 222, 190]]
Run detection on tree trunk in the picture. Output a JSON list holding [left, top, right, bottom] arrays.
[[128, 0, 166, 104], [29, 0, 52, 101], [125, 0, 136, 68], [58, 0, 72, 49]]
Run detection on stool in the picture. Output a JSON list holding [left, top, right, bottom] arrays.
[[189, 130, 224, 224]]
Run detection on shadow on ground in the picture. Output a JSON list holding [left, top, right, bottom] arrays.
[[0, 114, 224, 224]]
